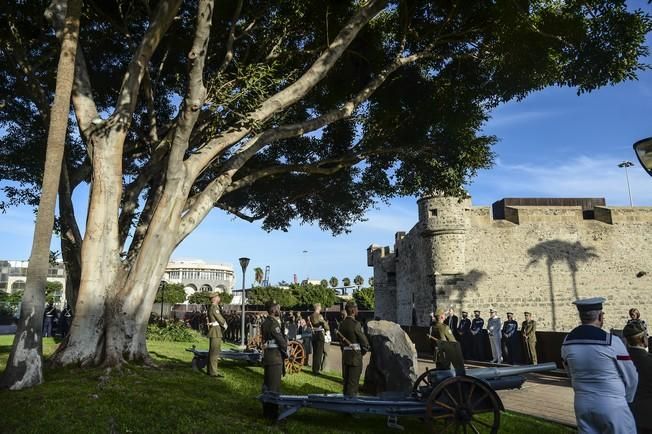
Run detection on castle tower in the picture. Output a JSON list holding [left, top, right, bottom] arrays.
[[418, 195, 469, 305]]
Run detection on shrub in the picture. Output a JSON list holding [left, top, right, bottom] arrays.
[[247, 286, 297, 309], [293, 283, 337, 310], [146, 322, 201, 342]]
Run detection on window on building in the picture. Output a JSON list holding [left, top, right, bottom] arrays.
[[11, 280, 26, 290]]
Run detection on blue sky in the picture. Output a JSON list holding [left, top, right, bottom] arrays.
[[2, 30, 652, 288]]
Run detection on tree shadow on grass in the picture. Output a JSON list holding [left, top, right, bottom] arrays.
[[148, 351, 187, 366]]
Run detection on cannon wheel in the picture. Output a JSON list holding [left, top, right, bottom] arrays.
[[426, 376, 501, 434], [412, 368, 436, 398], [247, 334, 263, 351], [284, 340, 305, 374]]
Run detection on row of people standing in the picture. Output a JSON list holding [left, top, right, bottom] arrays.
[[261, 300, 369, 419], [440, 308, 537, 364], [42, 301, 73, 338]]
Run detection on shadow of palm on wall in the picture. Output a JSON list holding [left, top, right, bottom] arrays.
[[526, 240, 598, 330]]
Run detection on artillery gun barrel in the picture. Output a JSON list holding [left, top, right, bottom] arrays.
[[468, 362, 557, 380]]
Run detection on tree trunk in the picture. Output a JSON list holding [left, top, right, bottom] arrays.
[[59, 163, 82, 308], [51, 184, 186, 367], [1, 0, 81, 390]]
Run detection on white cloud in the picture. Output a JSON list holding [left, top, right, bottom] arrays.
[[486, 109, 565, 129], [470, 155, 652, 206]]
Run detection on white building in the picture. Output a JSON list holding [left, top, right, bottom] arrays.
[[0, 260, 67, 303], [163, 260, 235, 301]]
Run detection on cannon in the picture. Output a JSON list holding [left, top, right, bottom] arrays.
[[259, 358, 558, 433], [186, 340, 306, 375]]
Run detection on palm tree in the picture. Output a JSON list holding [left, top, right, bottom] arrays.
[[320, 279, 328, 287], [353, 275, 364, 289], [253, 267, 264, 286], [329, 277, 338, 288], [368, 277, 374, 287], [1, 0, 82, 390], [342, 277, 351, 287]]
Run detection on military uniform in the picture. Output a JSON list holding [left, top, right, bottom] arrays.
[[207, 302, 227, 377], [624, 320, 652, 433], [562, 298, 638, 434], [309, 311, 329, 374], [501, 314, 518, 364], [338, 316, 370, 396], [429, 317, 457, 370], [261, 314, 288, 419], [470, 312, 485, 361], [521, 314, 537, 365]]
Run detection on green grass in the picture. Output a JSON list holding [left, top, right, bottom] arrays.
[[0, 335, 574, 433]]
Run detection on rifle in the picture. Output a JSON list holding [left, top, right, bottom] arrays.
[[336, 329, 353, 347]]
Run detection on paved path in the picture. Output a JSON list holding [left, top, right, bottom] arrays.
[[497, 372, 576, 427]]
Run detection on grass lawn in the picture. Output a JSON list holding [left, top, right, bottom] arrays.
[[0, 335, 574, 433]]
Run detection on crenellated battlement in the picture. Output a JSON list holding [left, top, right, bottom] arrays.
[[369, 196, 652, 331]]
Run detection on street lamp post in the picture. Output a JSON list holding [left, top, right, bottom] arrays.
[[159, 282, 166, 322], [239, 257, 250, 348], [617, 161, 634, 207]]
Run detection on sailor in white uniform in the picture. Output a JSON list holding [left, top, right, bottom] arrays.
[[561, 297, 638, 434]]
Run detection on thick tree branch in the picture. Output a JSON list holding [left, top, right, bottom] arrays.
[[214, 203, 263, 223], [113, 0, 182, 124], [184, 0, 389, 180], [217, 0, 244, 75], [167, 0, 215, 180], [142, 67, 158, 143]]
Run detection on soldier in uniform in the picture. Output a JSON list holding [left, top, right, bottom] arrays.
[[337, 301, 370, 396], [487, 308, 502, 364], [261, 302, 288, 419], [470, 310, 485, 361], [623, 320, 652, 434], [457, 311, 471, 359], [309, 303, 329, 375], [521, 312, 537, 365], [429, 308, 458, 370], [207, 293, 227, 378], [501, 312, 518, 364]]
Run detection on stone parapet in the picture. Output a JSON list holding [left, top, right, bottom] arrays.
[[504, 206, 584, 225]]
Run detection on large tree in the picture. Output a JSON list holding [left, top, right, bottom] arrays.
[[0, 0, 649, 369], [1, 0, 81, 389]]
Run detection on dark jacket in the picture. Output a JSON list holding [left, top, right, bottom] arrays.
[[338, 317, 369, 367], [262, 316, 287, 366], [629, 346, 652, 430]]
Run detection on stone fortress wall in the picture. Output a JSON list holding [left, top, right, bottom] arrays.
[[368, 196, 652, 332]]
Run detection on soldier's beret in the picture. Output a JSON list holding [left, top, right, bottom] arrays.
[[623, 320, 646, 338], [473, 310, 480, 313], [434, 308, 445, 316], [345, 300, 357, 308], [461, 311, 468, 315], [507, 312, 514, 315], [524, 311, 531, 315], [208, 292, 221, 299]]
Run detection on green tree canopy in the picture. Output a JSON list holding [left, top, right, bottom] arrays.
[[353, 287, 375, 310], [353, 275, 364, 287], [320, 279, 329, 287], [342, 277, 351, 287], [155, 283, 187, 304], [247, 286, 297, 309], [293, 283, 337, 310], [329, 277, 339, 288]]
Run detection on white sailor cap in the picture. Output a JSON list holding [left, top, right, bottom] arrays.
[[572, 297, 605, 312]]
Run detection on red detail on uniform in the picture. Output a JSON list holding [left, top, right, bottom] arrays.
[[616, 355, 632, 361]]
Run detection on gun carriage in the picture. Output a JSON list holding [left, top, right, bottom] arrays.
[[186, 340, 305, 374], [259, 359, 558, 433]]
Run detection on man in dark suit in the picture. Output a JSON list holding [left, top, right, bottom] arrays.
[[457, 311, 472, 359], [444, 307, 460, 341]]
